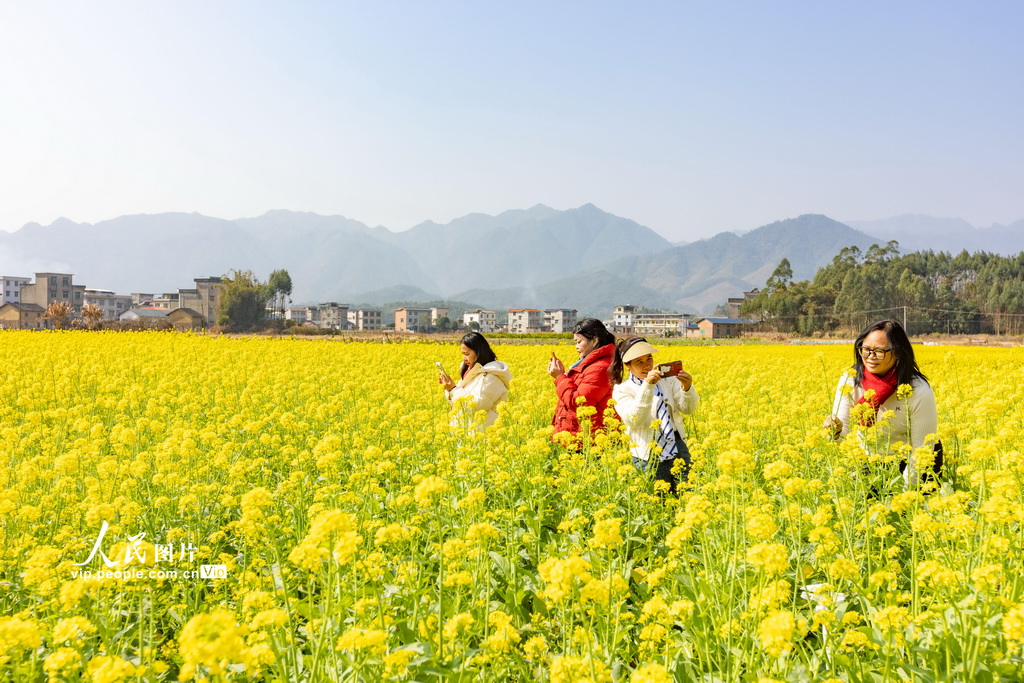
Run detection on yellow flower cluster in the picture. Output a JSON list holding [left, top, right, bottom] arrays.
[[0, 332, 1022, 680]]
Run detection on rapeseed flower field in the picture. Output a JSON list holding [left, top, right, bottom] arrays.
[[1, 331, 1022, 682]]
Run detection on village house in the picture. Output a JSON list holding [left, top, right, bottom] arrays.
[[84, 289, 133, 321], [633, 312, 694, 336], [167, 308, 206, 331], [462, 309, 496, 333], [544, 308, 577, 334], [394, 307, 432, 332], [348, 308, 382, 330], [2, 276, 31, 305], [727, 289, 760, 319], [319, 302, 350, 329], [18, 272, 86, 317], [284, 307, 314, 324], [0, 302, 45, 330], [687, 317, 756, 339], [120, 307, 172, 327], [430, 307, 449, 325], [612, 304, 636, 333], [178, 277, 223, 326], [508, 309, 543, 333]]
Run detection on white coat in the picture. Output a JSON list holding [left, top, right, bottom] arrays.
[[445, 361, 512, 430], [612, 375, 699, 461], [830, 373, 938, 485]]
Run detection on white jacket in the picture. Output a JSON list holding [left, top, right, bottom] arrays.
[[445, 361, 512, 430], [830, 373, 938, 484], [612, 376, 699, 461]]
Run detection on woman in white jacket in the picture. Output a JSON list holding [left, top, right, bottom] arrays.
[[826, 319, 941, 486], [438, 332, 512, 431], [612, 337, 699, 495]]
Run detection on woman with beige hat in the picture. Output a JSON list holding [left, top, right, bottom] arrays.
[[612, 336, 699, 495]]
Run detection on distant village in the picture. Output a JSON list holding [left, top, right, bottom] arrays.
[[1, 272, 759, 339]]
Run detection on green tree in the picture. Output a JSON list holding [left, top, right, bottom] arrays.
[[218, 270, 273, 332], [765, 258, 793, 296], [266, 269, 293, 320]]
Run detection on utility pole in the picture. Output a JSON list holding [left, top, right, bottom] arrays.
[[903, 306, 908, 335]]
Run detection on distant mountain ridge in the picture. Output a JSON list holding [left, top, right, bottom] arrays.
[[1, 206, 1020, 317], [843, 214, 1024, 254]]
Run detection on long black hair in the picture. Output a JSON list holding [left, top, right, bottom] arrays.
[[853, 319, 928, 387], [460, 331, 497, 378], [572, 318, 621, 384]]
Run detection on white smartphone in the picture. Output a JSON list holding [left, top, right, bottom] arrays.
[[435, 362, 445, 373]]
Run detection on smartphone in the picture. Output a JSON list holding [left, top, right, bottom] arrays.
[[435, 362, 445, 373], [658, 361, 682, 377]]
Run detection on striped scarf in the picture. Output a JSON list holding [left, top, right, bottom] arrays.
[[632, 375, 677, 461]]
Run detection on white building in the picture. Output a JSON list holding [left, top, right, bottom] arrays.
[[348, 309, 382, 331], [84, 289, 133, 321], [633, 312, 693, 335], [1, 276, 31, 305], [612, 305, 636, 333], [463, 309, 496, 333], [544, 308, 577, 334], [284, 307, 313, 324], [508, 308, 543, 333]]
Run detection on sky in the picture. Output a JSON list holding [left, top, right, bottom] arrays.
[[1, 1, 1021, 242]]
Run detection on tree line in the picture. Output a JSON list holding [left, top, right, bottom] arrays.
[[741, 242, 1024, 335]]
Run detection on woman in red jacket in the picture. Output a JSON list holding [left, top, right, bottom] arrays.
[[548, 318, 621, 440]]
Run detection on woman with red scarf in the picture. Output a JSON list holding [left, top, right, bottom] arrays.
[[548, 318, 620, 441], [826, 319, 940, 485]]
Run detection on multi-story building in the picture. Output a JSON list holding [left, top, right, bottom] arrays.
[[84, 289, 133, 321], [2, 276, 31, 305], [463, 309, 496, 333], [612, 305, 636, 333], [508, 308, 543, 333], [544, 308, 577, 333], [178, 277, 223, 326], [430, 307, 449, 325], [395, 307, 432, 332], [633, 312, 693, 336], [19, 272, 86, 317], [141, 293, 181, 310], [319, 302, 350, 329], [348, 309, 382, 331], [727, 289, 760, 319], [284, 307, 313, 324]]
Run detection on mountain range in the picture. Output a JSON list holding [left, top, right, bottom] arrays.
[[1, 206, 1020, 317]]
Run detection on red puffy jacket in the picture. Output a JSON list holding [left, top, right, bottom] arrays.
[[552, 342, 616, 436]]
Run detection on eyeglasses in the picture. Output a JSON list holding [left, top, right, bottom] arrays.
[[859, 346, 893, 359]]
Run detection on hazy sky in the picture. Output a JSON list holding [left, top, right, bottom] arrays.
[[1, 2, 1021, 241]]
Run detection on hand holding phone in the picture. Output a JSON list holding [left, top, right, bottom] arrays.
[[547, 352, 565, 378], [436, 362, 454, 390], [657, 361, 682, 377]]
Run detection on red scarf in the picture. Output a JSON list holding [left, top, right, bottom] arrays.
[[856, 367, 898, 425]]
